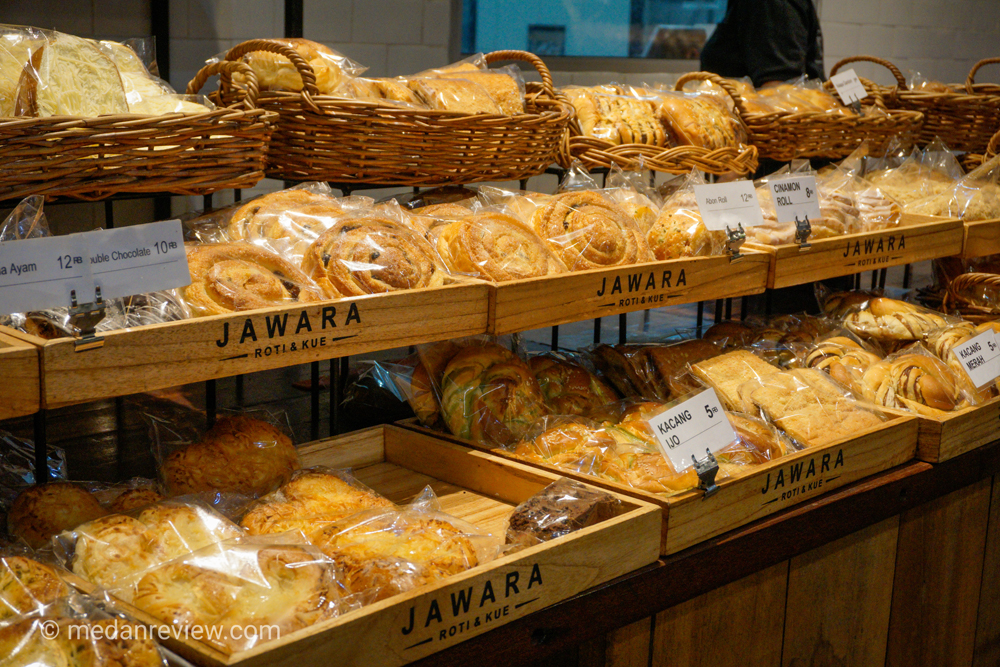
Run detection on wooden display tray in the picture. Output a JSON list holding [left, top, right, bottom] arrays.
[[402, 416, 918, 556], [879, 396, 1000, 463], [0, 328, 39, 419], [68, 425, 660, 667], [747, 214, 962, 289], [488, 252, 770, 335], [962, 218, 1000, 258], [6, 283, 488, 409]]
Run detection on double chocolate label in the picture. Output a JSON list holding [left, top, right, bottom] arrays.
[[215, 303, 362, 359]]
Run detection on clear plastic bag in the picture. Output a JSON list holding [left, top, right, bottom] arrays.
[[701, 320, 757, 348], [429, 64, 525, 115], [300, 201, 451, 297], [338, 75, 427, 107], [646, 170, 726, 259], [860, 342, 978, 416], [604, 162, 661, 232], [476, 185, 554, 225], [505, 477, 620, 550], [840, 296, 957, 344], [906, 154, 1000, 221], [801, 333, 883, 396], [7, 482, 110, 550], [560, 84, 665, 145], [631, 85, 745, 150], [99, 39, 212, 115], [738, 367, 886, 448], [864, 138, 961, 205], [0, 552, 70, 624], [229, 38, 366, 95], [689, 349, 783, 411], [528, 352, 620, 415], [0, 25, 47, 116]]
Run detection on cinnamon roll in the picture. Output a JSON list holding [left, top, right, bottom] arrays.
[[183, 244, 324, 317], [531, 191, 646, 271]]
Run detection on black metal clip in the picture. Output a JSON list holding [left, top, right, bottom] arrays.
[[725, 223, 746, 262], [794, 215, 812, 250], [691, 448, 720, 498], [69, 287, 106, 351]]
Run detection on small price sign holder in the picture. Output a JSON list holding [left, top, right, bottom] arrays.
[[0, 220, 190, 351], [768, 175, 822, 251], [954, 330, 1000, 390], [693, 181, 763, 263], [644, 387, 735, 498], [830, 68, 868, 114]]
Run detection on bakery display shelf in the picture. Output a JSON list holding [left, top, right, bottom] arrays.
[[66, 425, 661, 667], [962, 217, 1000, 258], [6, 282, 488, 410], [747, 214, 962, 289], [487, 251, 771, 335], [401, 415, 918, 556], [876, 396, 1000, 463], [0, 328, 40, 419]]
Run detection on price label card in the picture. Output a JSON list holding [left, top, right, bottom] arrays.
[[646, 388, 736, 472], [769, 175, 822, 224], [830, 68, 868, 105], [693, 181, 764, 231], [0, 220, 190, 316], [953, 330, 1000, 389]]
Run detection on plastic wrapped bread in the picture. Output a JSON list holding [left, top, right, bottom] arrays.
[[234, 38, 364, 94]]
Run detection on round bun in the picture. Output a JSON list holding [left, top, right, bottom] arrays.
[[71, 514, 161, 591], [108, 488, 166, 514], [0, 556, 69, 622], [8, 483, 107, 549]]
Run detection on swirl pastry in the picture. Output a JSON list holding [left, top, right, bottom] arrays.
[[311, 511, 479, 600], [183, 244, 324, 317], [226, 189, 343, 253], [528, 356, 618, 415], [440, 343, 548, 445], [161, 416, 299, 497], [0, 556, 69, 622], [805, 336, 881, 395], [302, 215, 448, 297], [532, 191, 646, 271], [862, 353, 969, 416], [433, 211, 565, 281], [7, 483, 108, 550], [842, 297, 950, 342], [647, 194, 725, 260]]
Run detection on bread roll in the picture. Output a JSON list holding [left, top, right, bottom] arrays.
[[0, 556, 69, 622], [7, 483, 108, 549], [532, 191, 647, 270], [690, 350, 781, 411], [238, 38, 347, 94], [529, 355, 619, 415], [410, 77, 502, 114]]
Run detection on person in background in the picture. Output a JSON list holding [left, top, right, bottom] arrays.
[[699, 0, 824, 88]]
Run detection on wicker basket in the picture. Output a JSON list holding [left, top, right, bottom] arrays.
[[831, 56, 1000, 153], [942, 272, 1000, 323], [961, 128, 1000, 173], [221, 41, 573, 186], [0, 61, 275, 202], [692, 68, 924, 162], [557, 72, 759, 176]]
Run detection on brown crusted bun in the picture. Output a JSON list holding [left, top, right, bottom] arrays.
[[0, 556, 69, 622], [843, 297, 950, 341], [435, 70, 524, 115], [237, 38, 346, 94], [408, 361, 441, 426], [702, 321, 756, 348], [439, 343, 548, 444], [562, 86, 665, 145], [345, 77, 425, 106], [161, 416, 298, 497], [108, 488, 166, 514], [655, 93, 739, 150], [528, 356, 619, 415], [647, 193, 724, 260], [302, 214, 448, 297], [311, 512, 478, 600], [433, 211, 565, 281], [531, 191, 646, 270], [646, 340, 723, 399], [182, 243, 325, 317], [8, 483, 108, 549]]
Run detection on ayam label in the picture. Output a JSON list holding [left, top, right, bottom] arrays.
[[397, 564, 543, 649], [214, 303, 362, 359], [840, 234, 906, 268], [953, 329, 1000, 388], [595, 268, 687, 307], [760, 448, 845, 503]]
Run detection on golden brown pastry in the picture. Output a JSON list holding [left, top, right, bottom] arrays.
[[647, 192, 725, 260], [302, 214, 448, 297], [646, 340, 724, 398], [724, 413, 788, 464], [432, 211, 565, 281], [15, 32, 129, 117], [562, 86, 665, 145], [311, 511, 478, 600], [133, 545, 340, 653], [805, 336, 881, 395], [440, 343, 548, 445], [410, 77, 502, 114], [7, 483, 108, 550], [240, 471, 394, 537], [344, 77, 426, 106], [703, 321, 756, 348], [0, 556, 68, 622], [108, 488, 166, 514], [531, 191, 646, 270], [528, 355, 619, 415], [0, 617, 162, 667], [862, 353, 970, 416], [843, 297, 950, 342], [236, 38, 347, 94], [743, 368, 884, 447], [226, 189, 343, 250], [0, 31, 42, 116], [653, 92, 739, 149], [435, 70, 524, 114], [182, 243, 324, 317], [160, 415, 299, 497], [690, 350, 782, 411]]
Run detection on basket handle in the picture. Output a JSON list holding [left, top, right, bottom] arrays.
[[675, 71, 751, 119], [224, 39, 320, 109], [186, 60, 259, 109], [829, 55, 907, 89], [485, 50, 554, 96], [987, 128, 1000, 159], [967, 57, 1000, 93]]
